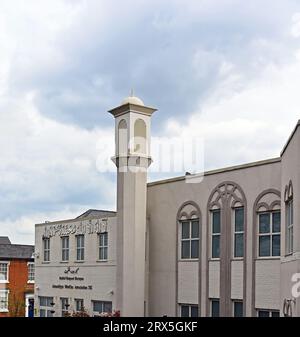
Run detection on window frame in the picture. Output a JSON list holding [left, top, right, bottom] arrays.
[[76, 234, 85, 261], [0, 289, 9, 312], [61, 297, 69, 317], [179, 304, 199, 317], [257, 309, 280, 317], [233, 300, 243, 317], [27, 262, 35, 283], [179, 219, 200, 260], [233, 207, 244, 259], [39, 296, 54, 317], [75, 299, 84, 312], [61, 236, 70, 262], [286, 199, 293, 255], [92, 300, 112, 316], [98, 232, 108, 261], [211, 209, 221, 259], [257, 211, 281, 258], [43, 237, 50, 262], [210, 298, 220, 317], [0, 262, 9, 283]]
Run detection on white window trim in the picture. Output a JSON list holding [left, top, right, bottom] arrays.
[[0, 289, 9, 312], [232, 207, 244, 259], [179, 219, 200, 261], [98, 232, 108, 262], [286, 199, 293, 255], [178, 303, 199, 317], [61, 236, 70, 262], [27, 262, 35, 284], [0, 261, 9, 284], [211, 210, 221, 260], [257, 211, 281, 259]]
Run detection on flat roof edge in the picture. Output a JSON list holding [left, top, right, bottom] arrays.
[[147, 157, 281, 187]]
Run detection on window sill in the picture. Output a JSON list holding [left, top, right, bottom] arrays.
[[96, 260, 108, 263], [0, 309, 8, 313], [231, 257, 244, 261], [178, 259, 199, 262], [27, 281, 35, 284], [0, 281, 9, 284], [255, 257, 280, 261], [42, 261, 50, 264], [209, 258, 220, 261], [60, 261, 69, 264], [74, 261, 85, 263]]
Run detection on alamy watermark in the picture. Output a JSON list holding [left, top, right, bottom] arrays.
[[96, 136, 205, 183]]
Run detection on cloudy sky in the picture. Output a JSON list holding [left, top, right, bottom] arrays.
[[1, 0, 300, 244]]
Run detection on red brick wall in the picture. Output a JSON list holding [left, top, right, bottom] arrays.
[[0, 259, 34, 317]]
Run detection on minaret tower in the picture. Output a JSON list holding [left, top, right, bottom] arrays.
[[109, 94, 157, 317]]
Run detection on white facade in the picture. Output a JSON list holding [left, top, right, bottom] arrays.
[[35, 96, 300, 317]]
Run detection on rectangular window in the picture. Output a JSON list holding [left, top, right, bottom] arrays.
[[286, 200, 293, 255], [92, 301, 112, 316], [180, 304, 198, 317], [76, 235, 85, 261], [75, 299, 84, 312], [257, 309, 280, 317], [99, 232, 108, 261], [211, 299, 220, 317], [181, 220, 199, 259], [0, 263, 9, 282], [43, 238, 50, 262], [258, 211, 281, 257], [39, 296, 53, 317], [233, 301, 243, 317], [234, 207, 244, 258], [212, 210, 221, 258], [0, 290, 9, 312], [61, 297, 69, 317], [61, 236, 69, 261], [28, 262, 35, 282]]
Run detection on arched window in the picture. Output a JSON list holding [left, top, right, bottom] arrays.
[[254, 189, 281, 257], [118, 119, 128, 156], [207, 182, 246, 259], [177, 201, 201, 260], [134, 119, 147, 154], [285, 181, 293, 255]]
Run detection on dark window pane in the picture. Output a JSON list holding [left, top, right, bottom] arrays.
[[182, 222, 190, 239], [191, 240, 199, 258], [272, 235, 280, 256], [271, 311, 280, 317], [259, 236, 270, 257], [258, 310, 269, 317], [212, 210, 220, 234], [212, 236, 220, 258], [234, 302, 243, 317], [191, 221, 199, 238], [181, 305, 189, 317], [191, 306, 198, 317], [235, 208, 244, 232], [272, 212, 281, 233], [104, 302, 112, 313], [259, 213, 270, 233], [211, 300, 219, 317], [181, 241, 190, 259], [234, 233, 244, 258]]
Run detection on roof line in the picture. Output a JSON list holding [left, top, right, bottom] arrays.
[[280, 119, 300, 156], [147, 157, 281, 187]]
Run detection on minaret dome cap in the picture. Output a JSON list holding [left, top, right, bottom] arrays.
[[121, 95, 144, 106]]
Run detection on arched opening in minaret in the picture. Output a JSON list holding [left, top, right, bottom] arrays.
[[118, 119, 128, 156], [134, 118, 147, 154]]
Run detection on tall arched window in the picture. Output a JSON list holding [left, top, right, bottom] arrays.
[[285, 181, 293, 255], [134, 119, 147, 154], [118, 119, 128, 156]]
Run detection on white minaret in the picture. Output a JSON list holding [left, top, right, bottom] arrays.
[[109, 94, 157, 317]]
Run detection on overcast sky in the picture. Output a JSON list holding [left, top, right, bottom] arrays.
[[1, 0, 300, 244]]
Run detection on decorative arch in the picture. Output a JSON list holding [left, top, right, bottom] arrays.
[[206, 181, 247, 317], [118, 119, 128, 156], [176, 200, 202, 317], [134, 118, 147, 154], [251, 188, 281, 316]]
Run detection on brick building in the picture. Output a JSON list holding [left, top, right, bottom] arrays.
[[0, 237, 34, 317]]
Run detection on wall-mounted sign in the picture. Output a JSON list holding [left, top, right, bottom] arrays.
[[43, 219, 108, 238], [52, 267, 92, 290]]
